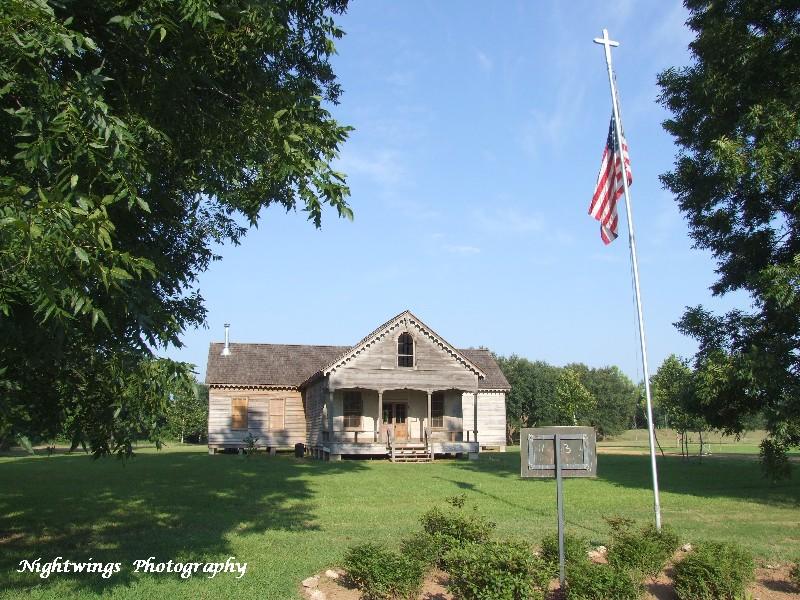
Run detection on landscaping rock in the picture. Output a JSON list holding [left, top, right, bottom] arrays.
[[324, 569, 340, 580], [681, 543, 693, 552], [587, 545, 607, 562], [302, 576, 319, 588], [306, 589, 325, 600]]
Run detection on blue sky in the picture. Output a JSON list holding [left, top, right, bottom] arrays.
[[165, 1, 750, 383]]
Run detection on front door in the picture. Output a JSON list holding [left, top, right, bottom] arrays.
[[383, 403, 408, 441]]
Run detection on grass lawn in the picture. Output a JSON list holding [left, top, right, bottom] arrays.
[[1, 445, 798, 599]]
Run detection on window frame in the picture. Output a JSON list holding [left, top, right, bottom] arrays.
[[343, 391, 363, 430], [431, 392, 445, 429], [231, 397, 248, 430], [397, 332, 414, 368], [269, 398, 285, 431]]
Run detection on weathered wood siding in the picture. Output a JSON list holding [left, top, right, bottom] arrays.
[[304, 379, 326, 447], [208, 387, 305, 448], [329, 320, 479, 392], [461, 391, 507, 446]]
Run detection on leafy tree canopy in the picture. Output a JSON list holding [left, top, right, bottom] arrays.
[[569, 363, 639, 438], [0, 0, 352, 455], [554, 367, 596, 426], [658, 0, 800, 470]]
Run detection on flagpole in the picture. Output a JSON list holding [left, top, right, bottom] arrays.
[[594, 28, 662, 531]]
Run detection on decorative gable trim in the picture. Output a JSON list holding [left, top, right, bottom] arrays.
[[320, 310, 486, 379]]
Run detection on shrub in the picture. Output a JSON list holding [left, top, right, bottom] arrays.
[[672, 541, 755, 600], [607, 523, 680, 579], [419, 505, 495, 564], [790, 560, 800, 590], [565, 560, 642, 600], [399, 532, 442, 567], [242, 432, 259, 455], [343, 543, 425, 600], [443, 541, 551, 600], [540, 532, 590, 574]]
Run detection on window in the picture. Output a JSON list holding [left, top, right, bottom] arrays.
[[231, 397, 248, 430], [270, 398, 285, 430], [343, 391, 362, 429], [397, 332, 414, 367], [431, 392, 444, 429]]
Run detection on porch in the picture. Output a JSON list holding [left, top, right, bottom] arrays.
[[315, 387, 481, 462]]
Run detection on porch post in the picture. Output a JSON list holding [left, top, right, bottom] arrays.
[[473, 391, 479, 444], [376, 390, 383, 443], [427, 391, 434, 462], [326, 389, 334, 443]]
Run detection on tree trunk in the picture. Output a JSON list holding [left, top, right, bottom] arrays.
[[698, 430, 704, 462]]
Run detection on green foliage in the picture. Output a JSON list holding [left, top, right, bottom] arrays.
[[759, 438, 792, 482], [657, 0, 800, 475], [555, 368, 596, 426], [242, 432, 259, 456], [565, 560, 643, 600], [343, 543, 424, 600], [0, 0, 352, 456], [607, 522, 680, 579], [419, 504, 495, 562], [166, 383, 208, 443], [570, 363, 639, 438], [651, 355, 709, 453], [540, 533, 590, 571], [443, 541, 550, 600], [495, 356, 562, 441], [790, 560, 800, 590], [672, 542, 755, 600]]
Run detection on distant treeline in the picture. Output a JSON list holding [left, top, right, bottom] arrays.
[[495, 356, 642, 444]]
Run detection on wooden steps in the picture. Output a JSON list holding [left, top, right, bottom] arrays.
[[390, 444, 433, 463]]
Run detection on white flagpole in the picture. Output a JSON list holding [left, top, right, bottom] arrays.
[[593, 28, 662, 531]]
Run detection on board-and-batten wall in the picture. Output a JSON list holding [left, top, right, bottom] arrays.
[[208, 388, 306, 448], [461, 391, 507, 447]]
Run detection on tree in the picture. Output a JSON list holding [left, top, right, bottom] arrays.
[[496, 356, 561, 443], [167, 383, 208, 444], [658, 0, 800, 474], [651, 354, 707, 458], [0, 0, 352, 456], [554, 368, 596, 426], [570, 364, 639, 439]]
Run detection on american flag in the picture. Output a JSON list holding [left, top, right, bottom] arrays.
[[589, 117, 632, 244]]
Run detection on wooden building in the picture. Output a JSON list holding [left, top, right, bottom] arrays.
[[205, 310, 510, 461]]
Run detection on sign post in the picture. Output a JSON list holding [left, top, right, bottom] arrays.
[[521, 426, 597, 587]]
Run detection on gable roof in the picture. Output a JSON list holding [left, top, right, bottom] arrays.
[[205, 343, 510, 390], [319, 310, 485, 379], [206, 343, 348, 388], [204, 312, 510, 391]]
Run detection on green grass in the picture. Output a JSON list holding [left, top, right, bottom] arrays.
[[1, 445, 798, 599]]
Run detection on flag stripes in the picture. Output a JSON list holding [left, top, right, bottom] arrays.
[[589, 118, 631, 244]]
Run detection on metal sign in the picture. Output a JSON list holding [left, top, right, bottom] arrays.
[[520, 426, 597, 478], [520, 426, 597, 587]]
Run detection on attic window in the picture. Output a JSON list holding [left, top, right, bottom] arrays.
[[398, 333, 414, 367]]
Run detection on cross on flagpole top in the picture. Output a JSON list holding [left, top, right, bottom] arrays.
[[593, 29, 619, 65]]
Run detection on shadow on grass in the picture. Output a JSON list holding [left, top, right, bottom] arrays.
[[449, 451, 800, 507], [0, 450, 365, 595]]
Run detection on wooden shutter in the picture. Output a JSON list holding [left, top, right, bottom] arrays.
[[231, 397, 248, 429], [270, 399, 285, 431]]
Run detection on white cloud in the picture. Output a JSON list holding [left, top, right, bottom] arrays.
[[476, 51, 493, 72]]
